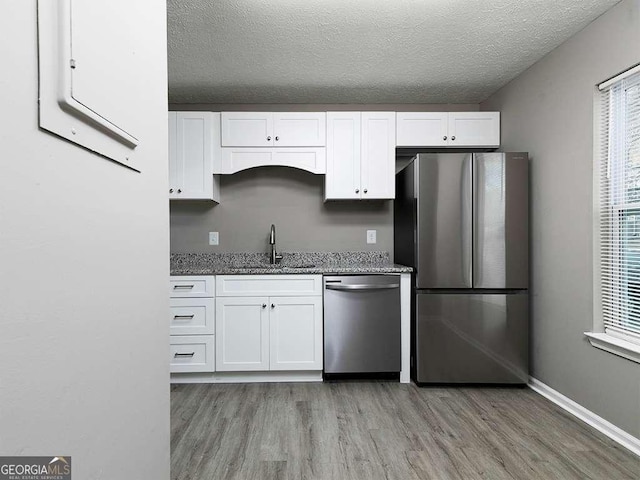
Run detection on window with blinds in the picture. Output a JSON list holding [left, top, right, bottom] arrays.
[[599, 66, 640, 343]]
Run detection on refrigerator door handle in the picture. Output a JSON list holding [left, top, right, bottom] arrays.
[[462, 155, 473, 288]]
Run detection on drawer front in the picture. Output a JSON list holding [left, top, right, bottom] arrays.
[[216, 275, 322, 297], [170, 335, 215, 373], [170, 298, 215, 335], [170, 276, 215, 298]]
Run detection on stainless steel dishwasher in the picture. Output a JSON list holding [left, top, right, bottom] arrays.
[[323, 275, 401, 374]]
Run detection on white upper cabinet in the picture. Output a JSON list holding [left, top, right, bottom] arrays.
[[273, 113, 326, 146], [325, 112, 361, 199], [168, 112, 221, 201], [219, 112, 327, 174], [325, 112, 395, 200], [448, 112, 500, 147], [361, 112, 396, 199], [221, 112, 326, 147], [396, 111, 500, 147], [221, 112, 273, 147], [219, 148, 326, 175], [396, 112, 448, 147]]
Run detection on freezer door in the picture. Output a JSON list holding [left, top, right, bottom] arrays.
[[415, 292, 528, 384], [416, 154, 473, 288], [473, 153, 529, 289]]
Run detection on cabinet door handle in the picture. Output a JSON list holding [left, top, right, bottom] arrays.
[[364, 189, 368, 194], [451, 136, 456, 141], [355, 189, 360, 194], [443, 136, 447, 141], [267, 136, 271, 141], [169, 188, 174, 193], [262, 304, 267, 308], [173, 314, 195, 320], [173, 284, 194, 290], [271, 303, 275, 308], [177, 189, 182, 193], [275, 136, 279, 141], [174, 352, 195, 357]]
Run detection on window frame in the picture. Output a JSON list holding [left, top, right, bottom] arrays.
[[588, 65, 640, 364]]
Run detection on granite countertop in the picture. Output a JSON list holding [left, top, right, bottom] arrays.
[[170, 252, 412, 275]]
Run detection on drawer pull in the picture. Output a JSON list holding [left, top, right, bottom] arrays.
[[173, 314, 195, 320], [174, 352, 195, 357], [173, 284, 194, 290]]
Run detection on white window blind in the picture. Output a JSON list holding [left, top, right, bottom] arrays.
[[599, 68, 640, 343]]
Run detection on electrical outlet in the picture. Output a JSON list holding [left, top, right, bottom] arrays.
[[209, 232, 219, 246], [366, 230, 377, 244]]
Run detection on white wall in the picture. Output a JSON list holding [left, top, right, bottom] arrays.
[[481, 0, 640, 438], [0, 2, 170, 479]]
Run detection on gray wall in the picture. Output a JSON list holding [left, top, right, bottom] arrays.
[[481, 0, 640, 438], [170, 167, 394, 254], [0, 2, 170, 478], [169, 104, 478, 254]]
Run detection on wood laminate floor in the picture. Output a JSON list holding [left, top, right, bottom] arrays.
[[171, 382, 639, 480]]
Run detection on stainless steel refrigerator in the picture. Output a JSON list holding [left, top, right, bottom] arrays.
[[394, 153, 529, 384]]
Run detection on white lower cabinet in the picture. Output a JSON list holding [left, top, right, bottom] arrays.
[[215, 275, 323, 373], [170, 297, 214, 335], [170, 335, 215, 373], [269, 296, 323, 371], [215, 297, 270, 371], [170, 275, 216, 373]]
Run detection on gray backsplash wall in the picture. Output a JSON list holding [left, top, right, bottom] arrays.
[[170, 167, 394, 254], [481, 0, 640, 438], [169, 103, 479, 256]]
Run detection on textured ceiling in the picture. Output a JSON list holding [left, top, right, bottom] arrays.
[[167, 0, 620, 104]]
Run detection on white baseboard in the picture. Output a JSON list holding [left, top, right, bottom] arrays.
[[171, 370, 323, 384], [529, 377, 640, 457]]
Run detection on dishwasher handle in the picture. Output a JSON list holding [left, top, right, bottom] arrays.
[[325, 283, 399, 291]]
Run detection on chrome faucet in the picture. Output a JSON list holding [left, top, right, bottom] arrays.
[[269, 224, 283, 264]]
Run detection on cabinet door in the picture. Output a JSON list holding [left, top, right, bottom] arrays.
[[221, 112, 273, 147], [168, 112, 179, 198], [396, 112, 448, 147], [325, 112, 361, 200], [448, 112, 500, 147], [361, 112, 396, 200], [269, 297, 323, 371], [273, 112, 326, 147], [173, 112, 214, 200], [215, 297, 269, 371]]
